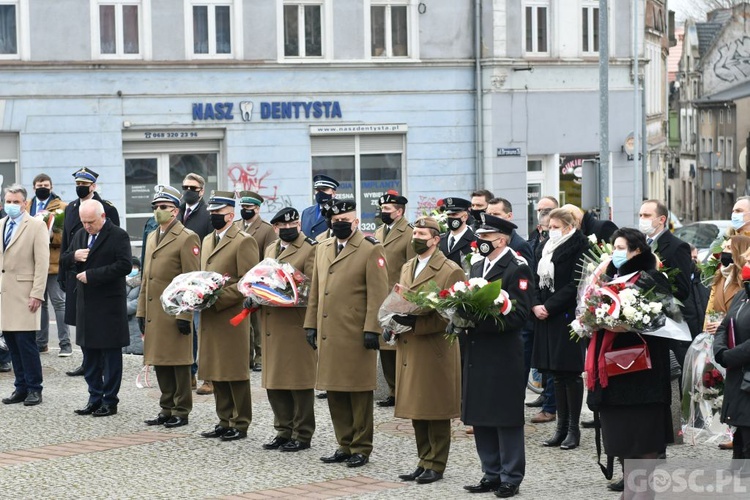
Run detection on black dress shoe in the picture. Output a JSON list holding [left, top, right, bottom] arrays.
[[144, 414, 170, 426], [252, 363, 262, 372], [66, 365, 85, 377], [415, 469, 443, 484], [494, 483, 520, 498], [320, 450, 351, 463], [0, 362, 11, 372], [220, 428, 247, 441], [398, 466, 425, 481], [463, 479, 502, 493], [581, 419, 598, 429], [23, 391, 42, 406], [525, 394, 546, 408], [201, 425, 230, 438], [74, 402, 101, 415], [280, 440, 310, 452], [2, 391, 28, 405], [92, 405, 117, 417], [607, 478, 624, 492], [164, 416, 188, 428], [346, 453, 369, 468], [316, 392, 328, 399], [262, 436, 290, 450], [376, 396, 395, 407]]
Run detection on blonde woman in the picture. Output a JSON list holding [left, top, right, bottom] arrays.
[[704, 236, 750, 334]]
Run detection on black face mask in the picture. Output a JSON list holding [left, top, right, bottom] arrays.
[[411, 238, 431, 255], [540, 230, 549, 241], [447, 216, 463, 231], [76, 185, 91, 199], [35, 187, 51, 200], [240, 209, 255, 221], [331, 221, 353, 240], [380, 212, 394, 226], [210, 213, 228, 230], [469, 209, 485, 223], [278, 228, 299, 242], [315, 191, 332, 205], [720, 252, 733, 268], [476, 238, 496, 258], [183, 190, 200, 205]]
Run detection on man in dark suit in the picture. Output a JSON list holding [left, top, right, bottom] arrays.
[[460, 214, 534, 498], [469, 189, 494, 231], [528, 196, 558, 257], [60, 199, 132, 417], [486, 197, 534, 268], [60, 167, 120, 377], [438, 197, 476, 267], [301, 175, 339, 239]]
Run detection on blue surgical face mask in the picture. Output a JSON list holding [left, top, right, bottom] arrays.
[[128, 268, 139, 278], [4, 203, 21, 218], [612, 249, 629, 269], [731, 212, 747, 230]]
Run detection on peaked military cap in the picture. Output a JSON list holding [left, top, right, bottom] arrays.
[[151, 185, 181, 206], [239, 190, 263, 206], [313, 174, 339, 190], [476, 213, 517, 235], [72, 167, 99, 183], [441, 197, 471, 213], [207, 190, 236, 211]]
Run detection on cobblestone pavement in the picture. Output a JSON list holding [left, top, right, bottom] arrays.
[[0, 346, 729, 499]]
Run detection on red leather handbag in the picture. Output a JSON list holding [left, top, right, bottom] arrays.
[[604, 334, 652, 377]]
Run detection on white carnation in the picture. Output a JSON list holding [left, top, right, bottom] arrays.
[[468, 277, 488, 289], [588, 234, 598, 244], [642, 315, 651, 324], [452, 281, 467, 293], [650, 302, 662, 314], [426, 292, 439, 304]]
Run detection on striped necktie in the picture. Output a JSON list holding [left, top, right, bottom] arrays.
[[4, 220, 15, 248], [88, 234, 97, 249]]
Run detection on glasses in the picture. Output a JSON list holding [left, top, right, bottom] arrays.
[[153, 205, 174, 211], [182, 185, 201, 192]]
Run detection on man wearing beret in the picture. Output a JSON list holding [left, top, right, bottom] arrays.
[[461, 214, 534, 498], [137, 186, 201, 429], [387, 216, 465, 484], [255, 207, 319, 452], [301, 175, 338, 239], [304, 199, 389, 467], [438, 197, 476, 267], [373, 192, 415, 408], [198, 191, 259, 441], [233, 190, 273, 372]]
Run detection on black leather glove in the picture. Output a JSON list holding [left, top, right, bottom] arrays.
[[382, 330, 394, 343], [364, 332, 380, 350], [456, 306, 481, 324], [137, 317, 145, 334], [305, 328, 317, 350], [243, 297, 256, 310], [176, 319, 191, 335], [392, 314, 417, 327]]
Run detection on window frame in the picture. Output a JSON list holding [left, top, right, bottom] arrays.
[[364, 0, 419, 61], [184, 0, 243, 60], [0, 0, 29, 60], [278, 0, 332, 61], [581, 2, 599, 55], [90, 0, 151, 60], [522, 0, 550, 57]]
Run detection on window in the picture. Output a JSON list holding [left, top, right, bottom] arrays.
[[719, 109, 724, 124], [92, 1, 149, 58], [581, 4, 599, 54], [727, 138, 734, 169], [718, 137, 724, 166], [186, 0, 242, 58], [0, 133, 19, 186], [0, 0, 27, 59], [370, 0, 410, 58], [728, 108, 733, 124], [282, 1, 325, 58], [523, 1, 549, 55]]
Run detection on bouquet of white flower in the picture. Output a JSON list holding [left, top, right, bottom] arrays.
[[160, 271, 229, 315]]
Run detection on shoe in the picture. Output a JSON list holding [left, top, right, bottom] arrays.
[[280, 440, 310, 452], [58, 345, 73, 357], [74, 402, 101, 415], [542, 380, 568, 447], [415, 469, 443, 484], [398, 467, 425, 481], [92, 405, 117, 417], [0, 362, 11, 373], [559, 377, 583, 450], [607, 478, 625, 492], [23, 391, 42, 406], [145, 414, 170, 426], [719, 441, 734, 450], [262, 436, 290, 450], [530, 411, 556, 423], [252, 363, 262, 372], [201, 425, 230, 438], [66, 365, 85, 377], [346, 453, 369, 468], [581, 419, 598, 429], [376, 396, 395, 407], [2, 391, 28, 404], [525, 394, 546, 408], [38, 345, 48, 353], [164, 416, 188, 428], [463, 479, 502, 493], [316, 392, 328, 399], [320, 450, 351, 463], [191, 375, 197, 390], [220, 428, 247, 441], [495, 483, 520, 498], [196, 381, 213, 395]]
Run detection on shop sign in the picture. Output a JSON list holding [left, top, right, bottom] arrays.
[[192, 100, 342, 122]]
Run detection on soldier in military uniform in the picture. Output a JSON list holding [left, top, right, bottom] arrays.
[[137, 186, 201, 429], [438, 197, 476, 267], [303, 200, 389, 468], [386, 216, 465, 485], [60, 167, 120, 377], [233, 190, 274, 372], [198, 192, 259, 442], [460, 214, 534, 498], [373, 192, 415, 408], [301, 175, 338, 239], [253, 207, 318, 452]]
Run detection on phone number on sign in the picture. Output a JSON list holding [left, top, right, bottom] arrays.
[[143, 132, 199, 139]]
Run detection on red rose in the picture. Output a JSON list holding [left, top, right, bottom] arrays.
[[470, 241, 478, 249], [439, 290, 450, 299], [702, 372, 712, 386]]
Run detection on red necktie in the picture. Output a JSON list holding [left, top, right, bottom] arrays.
[[184, 207, 192, 223]]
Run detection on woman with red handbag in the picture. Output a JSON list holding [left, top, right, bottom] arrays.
[[585, 228, 674, 489]]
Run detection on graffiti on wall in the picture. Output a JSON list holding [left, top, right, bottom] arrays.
[[227, 163, 293, 213], [714, 36, 750, 84]]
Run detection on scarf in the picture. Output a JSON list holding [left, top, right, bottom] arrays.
[[536, 229, 575, 292]]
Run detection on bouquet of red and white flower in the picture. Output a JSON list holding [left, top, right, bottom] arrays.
[[161, 271, 229, 315], [35, 208, 65, 237], [682, 333, 726, 434]]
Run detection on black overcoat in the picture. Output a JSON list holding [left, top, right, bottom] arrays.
[[714, 292, 750, 427]]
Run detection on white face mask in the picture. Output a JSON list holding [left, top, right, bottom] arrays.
[[548, 229, 563, 243], [638, 218, 655, 236]]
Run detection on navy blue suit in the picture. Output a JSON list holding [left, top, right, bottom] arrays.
[[301, 204, 328, 239]]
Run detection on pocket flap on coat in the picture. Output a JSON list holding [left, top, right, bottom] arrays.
[[16, 274, 34, 282]]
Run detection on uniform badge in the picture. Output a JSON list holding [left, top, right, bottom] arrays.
[[377, 257, 385, 268], [192, 246, 200, 256], [519, 279, 528, 291], [479, 242, 491, 254]]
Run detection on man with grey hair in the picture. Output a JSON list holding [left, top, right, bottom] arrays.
[[0, 184, 50, 406], [730, 195, 750, 236]]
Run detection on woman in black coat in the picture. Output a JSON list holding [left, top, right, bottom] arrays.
[[532, 208, 589, 450], [586, 229, 673, 477], [713, 259, 750, 475]]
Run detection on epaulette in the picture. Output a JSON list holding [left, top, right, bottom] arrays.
[[364, 235, 379, 244], [305, 237, 318, 246], [407, 222, 414, 229], [103, 200, 116, 207]]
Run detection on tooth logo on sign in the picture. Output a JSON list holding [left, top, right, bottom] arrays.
[[239, 102, 254, 122]]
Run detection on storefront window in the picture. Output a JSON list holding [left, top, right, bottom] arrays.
[[559, 154, 594, 209]]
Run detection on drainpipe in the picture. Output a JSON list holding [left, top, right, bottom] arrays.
[[474, 0, 484, 187]]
